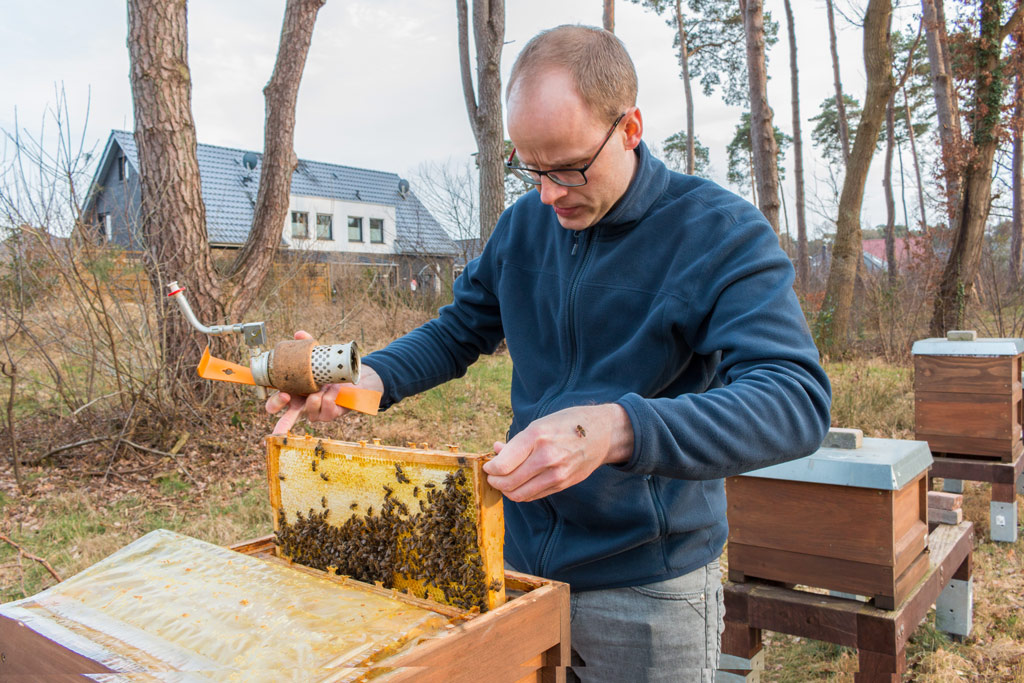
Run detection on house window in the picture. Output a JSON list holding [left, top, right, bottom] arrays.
[[291, 211, 309, 239], [316, 213, 333, 240], [369, 218, 384, 244], [117, 156, 126, 181], [348, 216, 363, 242]]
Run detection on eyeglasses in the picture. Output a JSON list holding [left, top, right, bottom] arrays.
[[506, 113, 625, 188]]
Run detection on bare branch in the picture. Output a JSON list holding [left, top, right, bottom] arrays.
[[0, 533, 63, 583]]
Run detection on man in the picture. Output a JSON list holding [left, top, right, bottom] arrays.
[[269, 25, 831, 682]]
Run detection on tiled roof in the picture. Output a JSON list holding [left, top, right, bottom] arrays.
[[107, 130, 455, 256]]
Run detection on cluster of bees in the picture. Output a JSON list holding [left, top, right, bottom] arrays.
[[273, 449, 491, 611]]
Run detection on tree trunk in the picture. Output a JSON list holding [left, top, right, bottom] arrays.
[[128, 0, 323, 387], [1012, 50, 1023, 284], [930, 2, 1024, 335], [783, 0, 809, 290], [921, 0, 963, 229], [826, 0, 852, 165], [457, 0, 505, 244], [128, 0, 224, 380], [740, 0, 781, 233], [675, 0, 696, 175], [903, 87, 929, 231], [604, 0, 615, 32], [819, 0, 893, 355], [227, 0, 325, 319], [884, 94, 897, 284]]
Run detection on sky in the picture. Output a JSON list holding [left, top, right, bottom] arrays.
[[0, 1, 916, 238]]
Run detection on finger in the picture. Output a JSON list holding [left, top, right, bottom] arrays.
[[272, 395, 305, 435], [494, 468, 561, 503], [294, 330, 313, 340], [483, 434, 532, 476], [492, 441, 505, 453], [304, 389, 324, 418], [266, 391, 291, 415]]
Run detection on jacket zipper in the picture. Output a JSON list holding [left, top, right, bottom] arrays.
[[535, 227, 597, 577]]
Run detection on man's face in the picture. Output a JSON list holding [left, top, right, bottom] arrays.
[[507, 69, 641, 231]]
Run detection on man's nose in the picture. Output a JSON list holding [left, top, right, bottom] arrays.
[[537, 175, 569, 205]]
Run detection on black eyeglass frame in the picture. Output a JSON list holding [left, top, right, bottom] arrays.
[[505, 113, 626, 188]]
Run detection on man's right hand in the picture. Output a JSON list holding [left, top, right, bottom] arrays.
[[265, 330, 384, 434]]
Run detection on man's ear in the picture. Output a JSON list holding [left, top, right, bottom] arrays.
[[622, 107, 643, 151]]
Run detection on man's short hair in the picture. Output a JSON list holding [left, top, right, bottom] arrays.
[[507, 25, 638, 123]]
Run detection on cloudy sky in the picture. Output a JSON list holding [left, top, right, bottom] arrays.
[[1, 1, 914, 237]]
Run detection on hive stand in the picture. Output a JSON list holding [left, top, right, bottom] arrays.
[[913, 332, 1024, 543], [929, 451, 1024, 543], [716, 521, 973, 683]]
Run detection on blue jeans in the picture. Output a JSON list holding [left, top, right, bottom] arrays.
[[568, 560, 724, 683]]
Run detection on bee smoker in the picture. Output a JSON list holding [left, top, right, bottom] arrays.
[[166, 281, 362, 399]]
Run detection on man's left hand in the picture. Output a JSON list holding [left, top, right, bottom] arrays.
[[483, 404, 634, 502]]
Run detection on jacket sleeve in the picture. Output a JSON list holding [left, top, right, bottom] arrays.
[[614, 215, 832, 480], [361, 219, 507, 411]]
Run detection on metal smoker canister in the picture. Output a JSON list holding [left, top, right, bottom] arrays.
[[250, 338, 361, 395]]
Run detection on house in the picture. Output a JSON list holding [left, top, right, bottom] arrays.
[[861, 237, 931, 273], [81, 130, 457, 293]]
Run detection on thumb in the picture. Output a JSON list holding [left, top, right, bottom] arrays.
[[483, 435, 530, 476]]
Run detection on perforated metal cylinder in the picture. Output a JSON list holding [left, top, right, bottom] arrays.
[[310, 342, 360, 387], [252, 340, 360, 395]]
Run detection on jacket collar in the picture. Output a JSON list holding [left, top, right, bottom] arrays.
[[592, 140, 670, 236]]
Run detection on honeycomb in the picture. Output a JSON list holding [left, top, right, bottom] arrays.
[[267, 435, 505, 612]]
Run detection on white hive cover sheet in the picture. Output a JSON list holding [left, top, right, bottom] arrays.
[[0, 529, 451, 681]]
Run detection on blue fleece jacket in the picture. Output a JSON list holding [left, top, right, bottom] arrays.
[[364, 142, 831, 591]]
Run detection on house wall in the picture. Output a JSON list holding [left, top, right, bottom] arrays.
[[284, 196, 397, 257], [92, 152, 143, 249]]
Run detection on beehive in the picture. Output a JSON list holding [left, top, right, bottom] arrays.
[[0, 529, 456, 681], [912, 332, 1024, 462], [267, 434, 505, 612], [726, 428, 933, 609]]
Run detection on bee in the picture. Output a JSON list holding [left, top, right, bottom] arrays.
[[321, 496, 328, 508], [575, 424, 587, 438], [350, 502, 358, 510], [311, 459, 318, 472], [412, 486, 419, 497], [320, 471, 329, 481], [278, 473, 286, 481], [383, 484, 393, 497], [424, 482, 436, 489]]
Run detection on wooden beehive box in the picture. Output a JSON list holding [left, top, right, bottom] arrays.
[[0, 529, 570, 682], [912, 332, 1024, 462], [726, 429, 933, 609], [267, 434, 505, 612]]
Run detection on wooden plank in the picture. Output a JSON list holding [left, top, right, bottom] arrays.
[[0, 615, 116, 678], [918, 432, 1019, 461], [855, 646, 906, 681], [386, 582, 569, 683], [930, 452, 1024, 483], [892, 520, 928, 577], [728, 543, 898, 599], [887, 547, 930, 610], [914, 355, 1015, 394], [727, 477, 895, 565], [992, 482, 1017, 503], [858, 521, 973, 654], [927, 491, 963, 510], [915, 391, 1014, 440], [722, 620, 762, 658], [737, 583, 861, 647]]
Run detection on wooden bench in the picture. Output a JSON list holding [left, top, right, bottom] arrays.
[[717, 521, 973, 683]]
